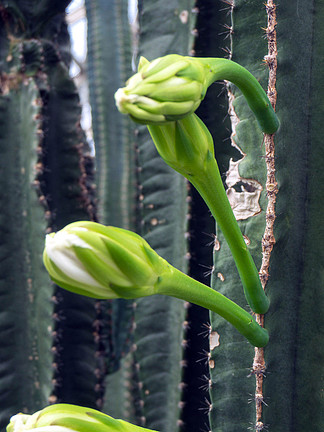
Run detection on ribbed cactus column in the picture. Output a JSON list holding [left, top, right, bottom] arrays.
[[131, 1, 196, 431], [40, 53, 102, 408], [86, 0, 135, 229], [85, 0, 137, 418], [207, 1, 269, 430], [0, 79, 53, 431], [0, 1, 104, 426], [205, 1, 324, 431], [263, 2, 324, 431]]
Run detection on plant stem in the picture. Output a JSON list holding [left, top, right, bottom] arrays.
[[189, 152, 270, 315], [157, 267, 269, 348], [197, 57, 279, 134]]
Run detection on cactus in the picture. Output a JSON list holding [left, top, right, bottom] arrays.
[[126, 2, 197, 431], [0, 75, 52, 427], [206, 1, 324, 431], [2, 1, 324, 432], [0, 1, 102, 429]]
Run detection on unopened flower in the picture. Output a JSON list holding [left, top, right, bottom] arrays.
[[114, 54, 211, 124], [115, 54, 279, 134], [43, 221, 268, 346], [43, 221, 168, 299], [6, 404, 157, 432], [147, 113, 215, 177]]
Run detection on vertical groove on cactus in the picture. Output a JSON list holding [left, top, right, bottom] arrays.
[[103, 351, 143, 424]]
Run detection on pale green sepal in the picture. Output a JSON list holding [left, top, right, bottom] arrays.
[[141, 55, 188, 79], [147, 80, 203, 102], [147, 113, 215, 178], [49, 274, 114, 299], [72, 246, 134, 288], [138, 100, 194, 116], [137, 56, 150, 72], [101, 238, 158, 287], [125, 102, 166, 124]]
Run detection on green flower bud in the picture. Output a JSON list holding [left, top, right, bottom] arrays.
[[114, 54, 210, 124], [43, 221, 168, 299], [43, 221, 268, 346], [6, 404, 156, 432], [147, 113, 215, 177], [115, 54, 279, 134]]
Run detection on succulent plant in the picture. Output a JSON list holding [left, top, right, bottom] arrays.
[[1, 1, 323, 432]]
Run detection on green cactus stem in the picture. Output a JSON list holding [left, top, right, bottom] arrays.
[[0, 79, 53, 430]]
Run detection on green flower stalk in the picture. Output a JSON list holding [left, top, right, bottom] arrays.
[[43, 221, 268, 347], [6, 404, 156, 432], [147, 113, 270, 315], [114, 54, 279, 134]]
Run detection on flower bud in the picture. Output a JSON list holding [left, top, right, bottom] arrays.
[[6, 404, 156, 432], [147, 113, 215, 177], [43, 221, 168, 299], [115, 54, 211, 124]]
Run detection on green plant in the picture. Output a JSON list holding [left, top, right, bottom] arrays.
[[1, 1, 324, 432], [42, 221, 269, 347]]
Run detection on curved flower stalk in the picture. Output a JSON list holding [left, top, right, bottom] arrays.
[[43, 221, 269, 347], [148, 113, 269, 315], [115, 54, 279, 134], [6, 404, 156, 432]]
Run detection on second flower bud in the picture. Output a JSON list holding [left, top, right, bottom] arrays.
[[43, 221, 168, 299]]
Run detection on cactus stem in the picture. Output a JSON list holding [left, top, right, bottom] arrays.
[[157, 268, 269, 348], [189, 153, 270, 315], [197, 57, 279, 134]]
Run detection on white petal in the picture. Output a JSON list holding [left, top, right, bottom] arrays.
[[8, 415, 74, 432], [45, 232, 104, 288]]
